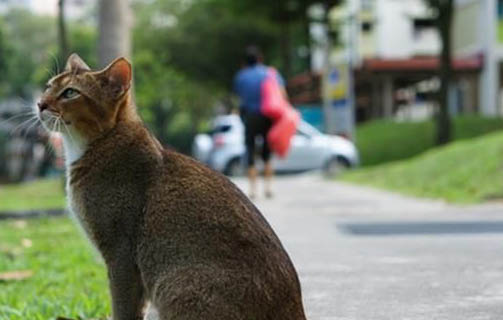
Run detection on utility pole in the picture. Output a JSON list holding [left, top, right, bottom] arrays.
[[322, 1, 356, 140], [479, 0, 499, 116]]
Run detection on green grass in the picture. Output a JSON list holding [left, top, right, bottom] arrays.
[[499, 19, 503, 43], [0, 179, 65, 211], [343, 131, 503, 203], [0, 217, 109, 320], [356, 115, 503, 166]]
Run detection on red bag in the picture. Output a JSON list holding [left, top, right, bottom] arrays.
[[267, 107, 300, 158], [260, 68, 299, 158], [260, 68, 288, 120]]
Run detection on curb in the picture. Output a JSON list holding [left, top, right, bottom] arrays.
[[0, 209, 66, 220]]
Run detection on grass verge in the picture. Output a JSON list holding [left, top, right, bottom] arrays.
[[0, 217, 108, 320], [0, 178, 65, 212], [356, 115, 503, 166], [343, 131, 503, 203]]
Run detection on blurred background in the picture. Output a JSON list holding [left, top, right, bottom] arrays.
[[0, 0, 502, 188]]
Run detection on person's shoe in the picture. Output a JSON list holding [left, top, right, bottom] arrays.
[[265, 190, 273, 199]]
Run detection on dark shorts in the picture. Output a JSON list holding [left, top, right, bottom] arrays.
[[241, 111, 272, 167]]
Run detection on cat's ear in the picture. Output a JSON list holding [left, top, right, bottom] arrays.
[[65, 53, 90, 72], [98, 57, 132, 97]]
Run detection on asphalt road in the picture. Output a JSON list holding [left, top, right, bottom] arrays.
[[232, 173, 503, 320]]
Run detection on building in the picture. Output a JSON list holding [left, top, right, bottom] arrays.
[[288, 0, 500, 130]]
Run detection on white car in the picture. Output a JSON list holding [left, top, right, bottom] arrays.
[[192, 114, 359, 176]]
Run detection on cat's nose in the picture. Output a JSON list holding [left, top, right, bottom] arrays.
[[37, 102, 49, 112]]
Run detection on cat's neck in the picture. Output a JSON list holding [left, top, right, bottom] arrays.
[[62, 94, 139, 168], [62, 131, 87, 167], [62, 118, 163, 169]]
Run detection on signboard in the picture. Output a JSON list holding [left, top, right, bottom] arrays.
[[323, 58, 355, 138]]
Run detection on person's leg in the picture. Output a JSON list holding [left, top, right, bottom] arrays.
[[248, 165, 258, 199], [263, 160, 273, 198], [244, 115, 258, 199], [261, 117, 274, 198]]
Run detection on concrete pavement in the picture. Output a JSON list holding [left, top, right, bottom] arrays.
[[233, 173, 503, 320]]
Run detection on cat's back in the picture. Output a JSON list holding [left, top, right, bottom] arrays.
[[139, 150, 306, 319], [143, 149, 285, 259]]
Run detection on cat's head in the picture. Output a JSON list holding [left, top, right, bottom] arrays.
[[38, 53, 134, 141]]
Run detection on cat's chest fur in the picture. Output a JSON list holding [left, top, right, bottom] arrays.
[[66, 174, 99, 246], [63, 126, 160, 254]]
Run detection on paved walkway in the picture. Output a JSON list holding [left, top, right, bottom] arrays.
[[233, 174, 503, 320]]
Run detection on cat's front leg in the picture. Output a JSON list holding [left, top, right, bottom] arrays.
[[107, 256, 147, 320]]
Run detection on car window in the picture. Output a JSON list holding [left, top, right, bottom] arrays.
[[211, 125, 232, 135], [298, 122, 321, 136], [296, 129, 311, 138]]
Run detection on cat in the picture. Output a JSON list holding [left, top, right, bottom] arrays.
[[37, 53, 307, 320]]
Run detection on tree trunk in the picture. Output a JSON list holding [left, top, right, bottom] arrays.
[[98, 0, 132, 67], [436, 0, 453, 145], [302, 4, 312, 72], [57, 0, 69, 66], [279, 16, 292, 78]]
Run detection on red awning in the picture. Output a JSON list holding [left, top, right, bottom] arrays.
[[362, 55, 483, 72]]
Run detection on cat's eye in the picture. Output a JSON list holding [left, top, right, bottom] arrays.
[[61, 88, 80, 99]]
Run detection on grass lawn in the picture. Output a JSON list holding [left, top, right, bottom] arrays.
[[343, 131, 503, 203], [0, 178, 65, 211], [0, 217, 109, 320], [356, 115, 503, 166]]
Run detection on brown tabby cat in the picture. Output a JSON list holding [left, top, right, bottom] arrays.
[[37, 53, 307, 320]]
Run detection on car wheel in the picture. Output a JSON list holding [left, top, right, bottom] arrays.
[[224, 158, 245, 177], [324, 156, 350, 178]]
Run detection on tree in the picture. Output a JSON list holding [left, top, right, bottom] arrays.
[[98, 0, 132, 67], [227, 0, 342, 77], [0, 22, 12, 97], [0, 9, 57, 98], [57, 0, 69, 64], [154, 0, 278, 89], [0, 7, 97, 99], [131, 0, 222, 152], [425, 0, 454, 145]]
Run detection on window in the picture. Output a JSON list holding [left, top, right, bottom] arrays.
[[361, 21, 373, 33], [413, 18, 435, 40]]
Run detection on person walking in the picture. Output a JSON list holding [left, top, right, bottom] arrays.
[[233, 46, 285, 199]]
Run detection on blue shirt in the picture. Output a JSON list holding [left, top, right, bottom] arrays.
[[233, 64, 284, 114]]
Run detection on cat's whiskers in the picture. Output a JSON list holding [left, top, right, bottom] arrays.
[[45, 67, 56, 79], [48, 114, 56, 132], [56, 116, 62, 133], [48, 52, 60, 75], [0, 111, 36, 126], [59, 116, 86, 166], [41, 116, 60, 159], [21, 116, 41, 140], [2, 98, 40, 132], [60, 116, 77, 145], [17, 98, 40, 115], [48, 113, 60, 133], [8, 115, 39, 136]]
